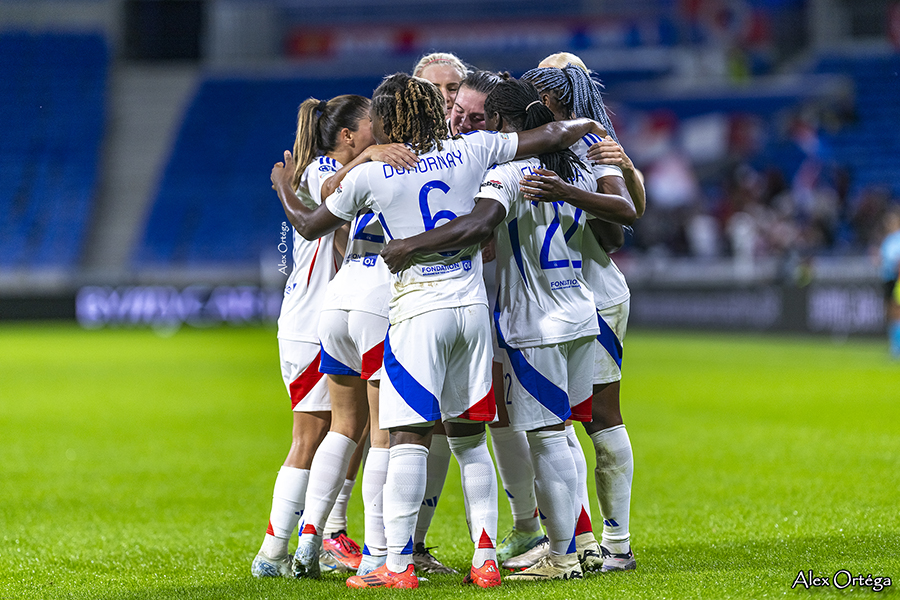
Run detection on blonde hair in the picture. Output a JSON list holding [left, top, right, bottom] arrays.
[[539, 52, 588, 72], [413, 52, 468, 79]]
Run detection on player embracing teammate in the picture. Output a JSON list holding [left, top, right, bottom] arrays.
[[270, 72, 607, 588], [259, 51, 645, 588]]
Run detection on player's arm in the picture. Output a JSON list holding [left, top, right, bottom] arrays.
[[520, 168, 635, 225], [586, 137, 646, 218], [592, 173, 632, 253], [514, 118, 607, 159], [272, 150, 349, 240], [333, 223, 350, 262], [321, 144, 418, 198], [379, 199, 506, 273], [589, 219, 625, 254]]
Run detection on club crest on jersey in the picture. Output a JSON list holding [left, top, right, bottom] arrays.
[[284, 282, 297, 294], [462, 258, 472, 271], [362, 255, 377, 267]]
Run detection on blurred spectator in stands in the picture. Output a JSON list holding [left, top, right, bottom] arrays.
[[851, 186, 893, 248], [633, 111, 699, 255]]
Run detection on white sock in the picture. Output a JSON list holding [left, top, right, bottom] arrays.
[[566, 424, 594, 536], [590, 425, 634, 554], [448, 432, 498, 567], [325, 478, 356, 535], [490, 425, 540, 532], [384, 444, 428, 573], [298, 432, 357, 543], [527, 429, 577, 556], [414, 433, 451, 545], [261, 466, 309, 558], [361, 447, 389, 556]]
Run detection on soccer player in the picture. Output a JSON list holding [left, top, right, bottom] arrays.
[[522, 58, 645, 572], [252, 95, 377, 578], [450, 70, 503, 135], [880, 208, 900, 357], [380, 76, 635, 581], [270, 72, 608, 588], [435, 68, 551, 566], [413, 52, 469, 118], [263, 97, 417, 579], [407, 53, 473, 576]]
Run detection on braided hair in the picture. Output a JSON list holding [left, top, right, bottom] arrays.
[[483, 77, 584, 183], [371, 73, 449, 154], [521, 64, 619, 144]]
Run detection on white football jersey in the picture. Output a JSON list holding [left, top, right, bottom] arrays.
[[476, 156, 599, 348], [322, 208, 392, 317], [571, 133, 630, 310], [277, 156, 339, 342], [325, 130, 519, 324]]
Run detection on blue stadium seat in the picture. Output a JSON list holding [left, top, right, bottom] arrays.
[[0, 31, 108, 271], [134, 75, 383, 268]]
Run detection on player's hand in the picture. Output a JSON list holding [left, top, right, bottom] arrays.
[[271, 150, 295, 190], [480, 235, 496, 263], [365, 144, 418, 171], [520, 168, 571, 202], [586, 136, 635, 172], [380, 238, 415, 273]]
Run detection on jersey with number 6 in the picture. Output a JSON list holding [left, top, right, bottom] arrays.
[[325, 130, 519, 324], [476, 156, 599, 348]]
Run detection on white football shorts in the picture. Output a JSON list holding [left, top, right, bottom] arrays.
[[318, 308, 388, 381], [379, 304, 496, 429], [279, 338, 330, 412], [500, 335, 595, 431], [592, 300, 629, 385]]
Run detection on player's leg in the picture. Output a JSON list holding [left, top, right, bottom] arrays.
[[351, 311, 392, 575], [438, 304, 500, 588], [294, 310, 371, 578], [346, 313, 448, 588], [446, 420, 501, 588], [322, 424, 367, 571], [582, 301, 636, 572], [887, 280, 900, 357], [500, 341, 581, 582], [490, 361, 544, 564], [294, 374, 369, 577], [252, 340, 331, 578], [412, 420, 457, 574], [357, 380, 390, 575], [562, 337, 604, 572]]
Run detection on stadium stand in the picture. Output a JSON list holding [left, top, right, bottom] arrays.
[[0, 31, 108, 270], [134, 76, 382, 268], [814, 52, 900, 198]]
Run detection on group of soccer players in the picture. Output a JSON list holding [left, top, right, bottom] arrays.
[[251, 49, 646, 589]]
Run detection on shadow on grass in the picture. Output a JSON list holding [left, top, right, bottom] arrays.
[[86, 533, 900, 600]]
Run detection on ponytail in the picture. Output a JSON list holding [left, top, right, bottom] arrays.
[[290, 94, 371, 189], [292, 98, 322, 189]]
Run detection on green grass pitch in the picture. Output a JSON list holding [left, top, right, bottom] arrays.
[[1, 323, 898, 599]]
